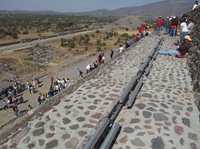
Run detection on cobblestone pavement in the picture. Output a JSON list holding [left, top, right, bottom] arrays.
[[113, 35, 200, 149], [0, 35, 161, 149]]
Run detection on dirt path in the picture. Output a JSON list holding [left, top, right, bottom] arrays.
[[0, 29, 102, 53]]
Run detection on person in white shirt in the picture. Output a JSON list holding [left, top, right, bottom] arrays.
[[102, 55, 105, 63], [119, 45, 124, 53], [192, 1, 199, 10], [54, 85, 59, 93], [180, 18, 189, 41], [86, 64, 91, 73]]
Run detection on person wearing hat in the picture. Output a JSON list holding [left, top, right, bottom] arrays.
[[176, 35, 192, 58]]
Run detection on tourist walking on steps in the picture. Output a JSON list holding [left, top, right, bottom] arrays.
[[12, 103, 19, 117], [97, 53, 102, 64], [137, 24, 145, 38], [86, 64, 91, 73], [32, 79, 36, 93], [37, 93, 44, 105], [28, 82, 33, 94], [119, 45, 124, 53], [78, 68, 83, 78], [110, 49, 114, 59], [102, 53, 105, 63]]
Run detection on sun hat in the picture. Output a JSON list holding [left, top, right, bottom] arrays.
[[184, 35, 192, 41]]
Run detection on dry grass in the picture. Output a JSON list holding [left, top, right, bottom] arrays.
[[0, 28, 136, 81]]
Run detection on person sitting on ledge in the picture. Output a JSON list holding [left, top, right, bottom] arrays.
[[176, 35, 192, 58], [159, 35, 192, 58]]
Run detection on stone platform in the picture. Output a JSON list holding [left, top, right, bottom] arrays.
[[113, 36, 200, 149], [0, 35, 161, 149]]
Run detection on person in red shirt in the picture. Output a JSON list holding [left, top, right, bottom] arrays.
[[137, 24, 145, 38], [170, 17, 178, 37], [155, 16, 164, 34]]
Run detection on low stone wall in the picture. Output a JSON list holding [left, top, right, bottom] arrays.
[[187, 7, 200, 92]]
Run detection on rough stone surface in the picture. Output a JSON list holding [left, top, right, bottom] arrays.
[[113, 35, 200, 149], [123, 127, 134, 133], [32, 128, 45, 136], [45, 139, 58, 149], [151, 137, 164, 149], [153, 113, 168, 121], [131, 138, 145, 147], [143, 111, 152, 118]]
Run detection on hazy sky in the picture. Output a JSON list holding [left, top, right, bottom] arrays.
[[0, 0, 163, 12]]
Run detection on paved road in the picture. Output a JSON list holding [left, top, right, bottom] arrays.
[[0, 30, 100, 53]]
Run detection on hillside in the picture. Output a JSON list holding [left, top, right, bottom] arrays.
[[105, 16, 145, 30], [111, 0, 193, 16], [74, 0, 193, 17]]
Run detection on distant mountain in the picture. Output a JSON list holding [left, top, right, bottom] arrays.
[[75, 0, 193, 17], [111, 0, 193, 17], [0, 0, 193, 17], [71, 9, 112, 16]]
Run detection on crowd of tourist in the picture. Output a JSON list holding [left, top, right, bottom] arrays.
[[158, 1, 198, 58], [0, 79, 26, 116], [26, 78, 41, 94], [83, 38, 135, 75], [137, 23, 151, 38], [48, 77, 70, 98]]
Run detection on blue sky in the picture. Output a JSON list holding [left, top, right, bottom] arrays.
[[0, 0, 163, 12]]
